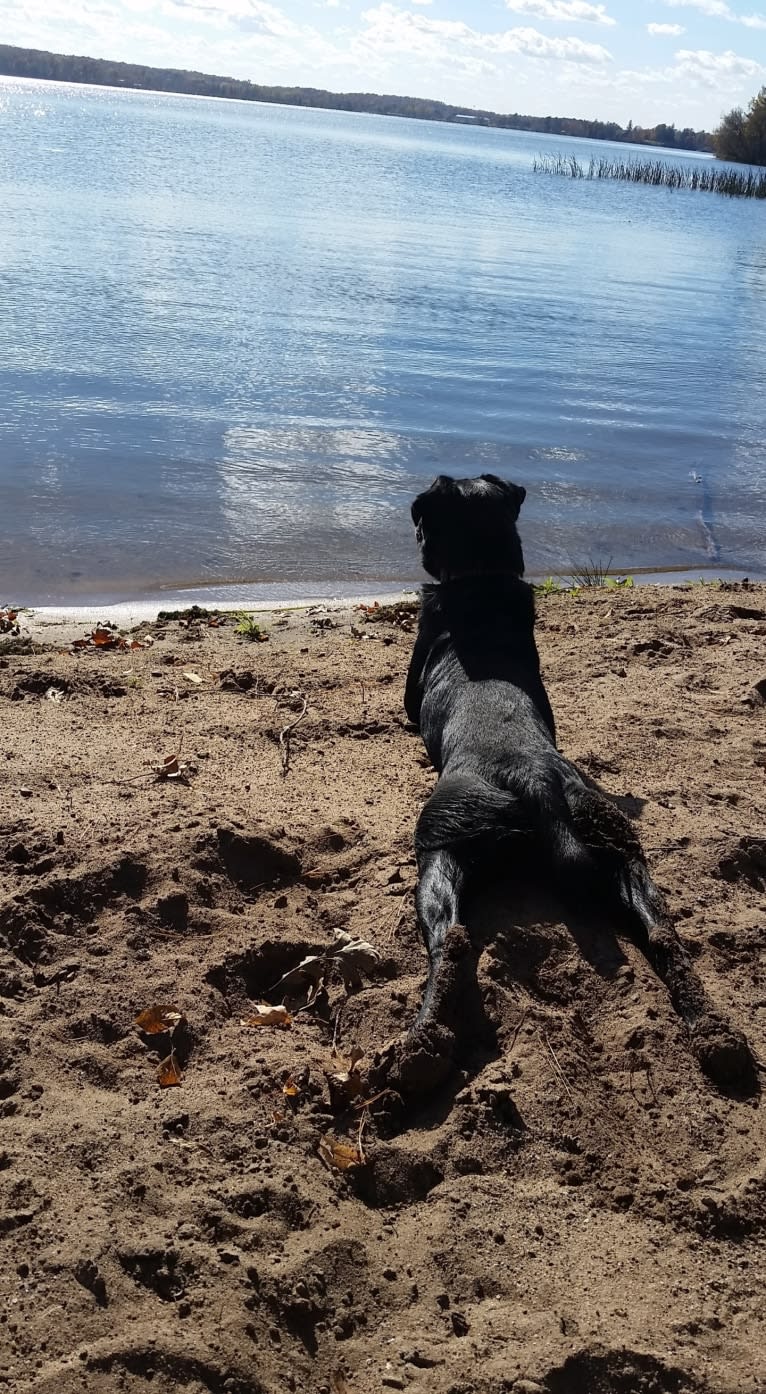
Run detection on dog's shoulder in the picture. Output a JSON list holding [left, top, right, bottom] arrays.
[[442, 576, 537, 638], [404, 585, 449, 725]]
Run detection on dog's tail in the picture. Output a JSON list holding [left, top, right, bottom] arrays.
[[415, 773, 526, 854]]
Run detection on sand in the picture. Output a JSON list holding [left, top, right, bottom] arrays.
[[1, 583, 765, 1394]]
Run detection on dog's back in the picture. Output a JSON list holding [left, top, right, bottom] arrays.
[[406, 576, 556, 775]]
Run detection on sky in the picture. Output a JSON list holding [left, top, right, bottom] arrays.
[[2, 0, 766, 129]]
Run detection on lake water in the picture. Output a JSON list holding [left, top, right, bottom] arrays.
[[1, 78, 765, 605]]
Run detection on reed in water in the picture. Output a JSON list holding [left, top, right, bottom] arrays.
[[532, 152, 766, 199]]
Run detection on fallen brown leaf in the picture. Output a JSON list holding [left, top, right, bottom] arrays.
[[241, 1004, 293, 1030], [158, 1051, 183, 1087], [134, 1004, 185, 1035], [318, 1135, 365, 1171]]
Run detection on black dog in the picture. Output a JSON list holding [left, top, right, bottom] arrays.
[[398, 473, 755, 1095]]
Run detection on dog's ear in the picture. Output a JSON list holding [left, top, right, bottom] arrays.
[[411, 475, 455, 525], [507, 482, 527, 517]]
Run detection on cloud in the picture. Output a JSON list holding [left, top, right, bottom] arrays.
[[674, 44, 766, 81], [167, 0, 302, 35], [662, 0, 766, 26], [357, 5, 613, 65], [662, 0, 733, 15], [647, 23, 686, 35], [619, 44, 765, 98], [503, 0, 615, 23]]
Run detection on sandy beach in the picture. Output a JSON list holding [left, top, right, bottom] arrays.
[[1, 583, 765, 1394]]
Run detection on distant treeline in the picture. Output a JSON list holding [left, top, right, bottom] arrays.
[[0, 43, 713, 153]]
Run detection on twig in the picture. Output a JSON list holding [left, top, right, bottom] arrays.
[[279, 696, 308, 776], [384, 902, 407, 947], [357, 1108, 369, 1164], [508, 1008, 529, 1055], [332, 998, 346, 1051], [541, 1031, 574, 1100]]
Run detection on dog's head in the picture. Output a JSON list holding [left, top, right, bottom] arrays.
[[411, 473, 527, 581]]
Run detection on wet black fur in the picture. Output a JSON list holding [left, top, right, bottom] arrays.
[[404, 473, 755, 1093]]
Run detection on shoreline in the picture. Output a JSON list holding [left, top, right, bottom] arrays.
[[13, 564, 761, 646]]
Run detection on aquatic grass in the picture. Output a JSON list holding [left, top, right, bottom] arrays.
[[569, 557, 635, 589], [570, 557, 613, 588], [532, 152, 766, 200]]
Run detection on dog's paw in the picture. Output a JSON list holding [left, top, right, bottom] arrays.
[[691, 1014, 759, 1096], [376, 1022, 457, 1097]]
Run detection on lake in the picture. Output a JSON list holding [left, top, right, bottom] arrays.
[[1, 77, 765, 605]]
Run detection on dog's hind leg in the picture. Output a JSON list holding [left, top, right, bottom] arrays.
[[387, 774, 512, 1095], [415, 846, 471, 1030], [559, 784, 757, 1095], [615, 857, 756, 1094]]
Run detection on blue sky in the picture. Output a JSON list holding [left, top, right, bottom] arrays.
[[2, 0, 765, 127]]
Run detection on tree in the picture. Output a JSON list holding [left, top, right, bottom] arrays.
[[714, 88, 766, 165], [746, 87, 766, 164]]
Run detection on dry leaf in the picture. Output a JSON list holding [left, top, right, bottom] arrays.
[[318, 1135, 365, 1172], [241, 1004, 293, 1030], [327, 1069, 364, 1108], [271, 1109, 287, 1124], [270, 954, 326, 995], [327, 1047, 364, 1109], [135, 1004, 185, 1035], [158, 1051, 183, 1087], [283, 1076, 301, 1097], [92, 627, 117, 647], [156, 753, 189, 782], [331, 928, 354, 948], [333, 939, 380, 989], [182, 671, 203, 685]]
